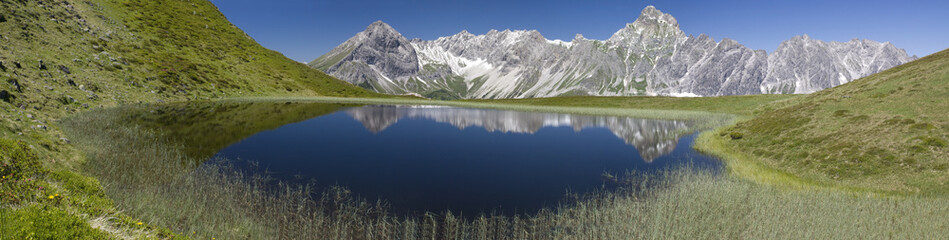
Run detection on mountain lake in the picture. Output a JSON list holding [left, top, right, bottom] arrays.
[[121, 102, 723, 216]]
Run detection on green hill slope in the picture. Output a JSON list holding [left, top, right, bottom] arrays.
[[0, 0, 378, 120], [717, 49, 949, 194], [0, 0, 380, 237]]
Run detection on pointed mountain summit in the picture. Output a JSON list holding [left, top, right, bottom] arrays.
[[608, 5, 684, 44], [309, 21, 419, 93], [362, 21, 401, 38], [311, 6, 916, 99]]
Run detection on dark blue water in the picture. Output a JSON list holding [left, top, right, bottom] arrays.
[[214, 105, 721, 215]]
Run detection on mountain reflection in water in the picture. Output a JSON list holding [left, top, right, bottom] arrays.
[[347, 106, 696, 162], [185, 103, 725, 215]]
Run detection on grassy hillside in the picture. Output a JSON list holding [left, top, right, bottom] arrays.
[[0, 0, 377, 112], [0, 0, 383, 153], [711, 49, 949, 194], [0, 0, 380, 237]]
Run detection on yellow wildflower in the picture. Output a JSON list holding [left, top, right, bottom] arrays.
[[55, 194, 59, 197], [137, 222, 143, 225]]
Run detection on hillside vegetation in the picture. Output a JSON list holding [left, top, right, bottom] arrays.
[[1, 0, 379, 237], [0, 0, 378, 114], [713, 49, 949, 194]]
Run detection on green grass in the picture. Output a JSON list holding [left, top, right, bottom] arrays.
[[714, 48, 949, 195], [310, 45, 356, 71], [693, 130, 860, 193], [113, 0, 382, 99], [0, 137, 172, 239], [0, 0, 380, 123], [1, 204, 112, 239], [1, 138, 47, 205], [553, 170, 949, 239], [422, 89, 463, 100]]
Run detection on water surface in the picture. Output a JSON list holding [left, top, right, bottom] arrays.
[[196, 104, 723, 215]]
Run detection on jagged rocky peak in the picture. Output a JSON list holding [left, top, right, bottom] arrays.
[[636, 5, 679, 27], [608, 5, 685, 44], [844, 38, 907, 56], [791, 33, 811, 41], [525, 30, 546, 42], [354, 21, 413, 50], [309, 20, 420, 93], [481, 29, 545, 44], [312, 6, 915, 99], [717, 38, 742, 48], [454, 29, 475, 38], [761, 34, 916, 94], [354, 20, 387, 36], [364, 20, 397, 34]]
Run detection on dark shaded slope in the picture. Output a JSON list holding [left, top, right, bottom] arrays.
[[116, 102, 355, 162]]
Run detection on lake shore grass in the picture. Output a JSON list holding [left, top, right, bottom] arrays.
[[692, 128, 889, 195], [48, 96, 949, 239]]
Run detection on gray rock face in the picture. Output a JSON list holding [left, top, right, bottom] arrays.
[[310, 21, 419, 92], [761, 35, 915, 93], [311, 6, 916, 98]]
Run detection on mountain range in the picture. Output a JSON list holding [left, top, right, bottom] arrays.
[[310, 6, 916, 99]]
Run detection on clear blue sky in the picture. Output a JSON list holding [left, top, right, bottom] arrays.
[[210, 0, 948, 62]]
